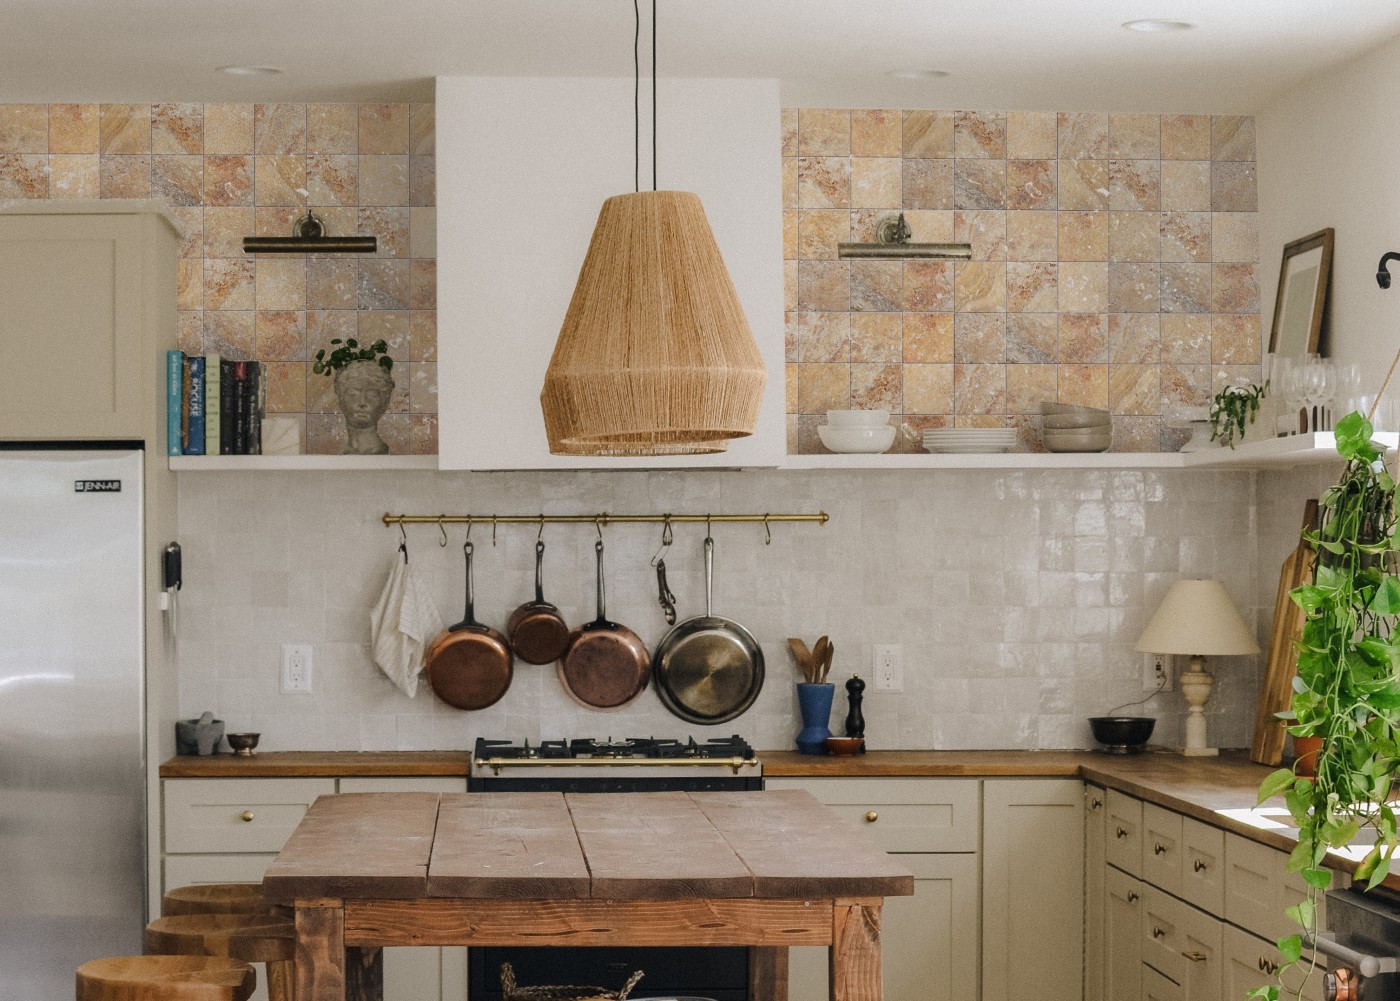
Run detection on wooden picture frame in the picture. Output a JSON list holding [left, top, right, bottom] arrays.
[[1269, 228, 1334, 356]]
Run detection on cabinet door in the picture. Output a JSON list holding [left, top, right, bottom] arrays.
[[1142, 884, 1186, 986], [1175, 899, 1223, 1001], [763, 777, 979, 852], [164, 778, 334, 853], [788, 853, 978, 1001], [1222, 923, 1326, 1001], [1145, 964, 1185, 1001], [1142, 802, 1184, 896], [1105, 866, 1144, 1001], [981, 779, 1084, 1001], [1085, 785, 1107, 1001], [1180, 818, 1225, 915], [1224, 833, 1323, 943], [1106, 788, 1144, 876]]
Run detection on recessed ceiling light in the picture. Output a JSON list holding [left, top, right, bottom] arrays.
[[1121, 19, 1195, 32], [216, 65, 285, 76], [887, 69, 951, 80]]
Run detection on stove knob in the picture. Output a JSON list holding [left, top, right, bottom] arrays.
[[1325, 967, 1359, 1001]]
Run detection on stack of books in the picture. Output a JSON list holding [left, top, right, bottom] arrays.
[[166, 351, 265, 456]]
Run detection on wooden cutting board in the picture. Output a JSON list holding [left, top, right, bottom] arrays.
[[1249, 499, 1318, 765]]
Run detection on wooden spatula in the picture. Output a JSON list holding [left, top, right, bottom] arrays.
[[788, 638, 814, 683]]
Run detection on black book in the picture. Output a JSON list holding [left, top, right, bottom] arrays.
[[248, 362, 264, 455], [219, 358, 236, 455], [231, 361, 251, 455]]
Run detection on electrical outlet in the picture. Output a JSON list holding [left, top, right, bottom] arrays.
[[281, 644, 313, 694], [1142, 652, 1173, 692], [873, 644, 904, 692]]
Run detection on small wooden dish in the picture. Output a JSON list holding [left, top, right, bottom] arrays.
[[824, 736, 864, 755]]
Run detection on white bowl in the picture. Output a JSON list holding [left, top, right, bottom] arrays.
[[818, 424, 896, 453], [826, 409, 891, 427]]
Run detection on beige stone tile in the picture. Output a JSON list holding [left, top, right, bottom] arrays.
[[954, 261, 1005, 312], [782, 158, 798, 208], [954, 313, 1005, 362], [900, 209, 954, 242], [782, 210, 798, 260], [955, 210, 1006, 261], [0, 105, 48, 153], [49, 155, 98, 199], [1160, 362, 1212, 409], [903, 363, 954, 413], [798, 108, 850, 155], [409, 206, 436, 259], [954, 159, 1006, 210], [409, 155, 434, 206], [1058, 159, 1109, 210], [1058, 112, 1109, 159], [851, 260, 902, 311], [98, 155, 149, 198], [1006, 262, 1057, 312], [360, 310, 413, 360], [1006, 313, 1057, 363], [307, 104, 358, 153], [99, 104, 150, 153], [307, 309, 357, 361], [901, 158, 952, 209], [202, 207, 253, 258], [1058, 262, 1108, 312], [306, 153, 358, 205], [902, 110, 954, 157], [851, 157, 901, 208], [255, 258, 306, 310], [48, 104, 98, 153], [798, 156, 851, 208], [1212, 213, 1258, 263], [1109, 314, 1160, 364], [263, 362, 307, 414], [1006, 364, 1057, 413], [300, 205, 354, 240], [1058, 313, 1107, 363], [1161, 315, 1212, 363], [1110, 114, 1159, 159], [1007, 111, 1057, 159], [1110, 364, 1159, 415], [1057, 364, 1108, 408], [797, 363, 850, 414], [1212, 263, 1260, 313], [359, 104, 410, 154], [850, 313, 902, 363], [955, 111, 1006, 158], [1160, 161, 1211, 211], [1161, 115, 1210, 160], [205, 104, 254, 154], [405, 361, 437, 414], [1160, 211, 1211, 263], [1108, 262, 1160, 312], [177, 311, 203, 355], [1211, 116, 1255, 161], [784, 260, 798, 311], [903, 261, 954, 311], [255, 310, 306, 361], [1108, 212, 1158, 263], [787, 311, 851, 363], [167, 206, 202, 258], [204, 259, 255, 310], [780, 107, 798, 156], [852, 109, 900, 156], [149, 154, 201, 205], [253, 155, 306, 205], [409, 103, 434, 155], [409, 259, 435, 309], [1058, 211, 1108, 261], [410, 311, 436, 362], [202, 310, 255, 360], [1211, 162, 1257, 212], [954, 363, 1007, 414], [1109, 160, 1160, 211], [903, 312, 954, 363], [204, 154, 253, 205], [1006, 159, 1056, 210], [1212, 314, 1262, 365], [359, 155, 409, 206], [851, 362, 901, 411], [796, 260, 849, 310], [306, 259, 358, 310], [1006, 211, 1057, 262], [254, 104, 306, 154], [152, 103, 202, 154], [176, 259, 202, 310]]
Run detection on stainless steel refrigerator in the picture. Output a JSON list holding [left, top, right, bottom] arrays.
[[0, 446, 145, 1000]]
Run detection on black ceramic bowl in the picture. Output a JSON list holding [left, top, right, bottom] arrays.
[[1088, 716, 1155, 753]]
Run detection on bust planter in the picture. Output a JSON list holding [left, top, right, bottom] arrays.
[[334, 360, 395, 455]]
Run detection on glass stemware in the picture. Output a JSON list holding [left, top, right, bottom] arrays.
[[1276, 357, 1307, 435]]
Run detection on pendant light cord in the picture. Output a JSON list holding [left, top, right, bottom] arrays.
[[631, 0, 659, 193], [652, 0, 657, 191]]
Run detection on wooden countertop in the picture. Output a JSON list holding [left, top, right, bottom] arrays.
[[159, 751, 473, 778]]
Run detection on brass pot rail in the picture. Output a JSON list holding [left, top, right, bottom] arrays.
[[383, 511, 829, 544]]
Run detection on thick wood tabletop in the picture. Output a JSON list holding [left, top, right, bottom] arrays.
[[262, 789, 912, 904]]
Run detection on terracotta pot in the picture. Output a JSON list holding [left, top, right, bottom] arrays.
[[1293, 735, 1323, 777]]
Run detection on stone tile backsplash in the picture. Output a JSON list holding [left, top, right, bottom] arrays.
[[176, 466, 1269, 752]]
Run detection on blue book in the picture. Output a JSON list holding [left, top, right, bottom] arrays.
[[166, 350, 184, 456], [183, 355, 206, 455]]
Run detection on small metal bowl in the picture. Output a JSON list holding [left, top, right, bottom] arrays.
[[226, 732, 260, 757], [1088, 716, 1155, 754], [824, 736, 864, 755]]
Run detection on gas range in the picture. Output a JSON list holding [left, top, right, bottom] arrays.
[[468, 735, 761, 792]]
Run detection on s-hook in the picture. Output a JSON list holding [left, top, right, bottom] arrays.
[[437, 516, 448, 547], [652, 516, 677, 625], [398, 521, 408, 563], [762, 513, 772, 546], [650, 515, 674, 566]]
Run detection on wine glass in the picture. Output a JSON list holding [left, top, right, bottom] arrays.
[[1277, 357, 1306, 435], [1304, 357, 1336, 432]]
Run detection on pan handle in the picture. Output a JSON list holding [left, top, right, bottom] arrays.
[[704, 534, 714, 617], [594, 538, 607, 623], [534, 539, 546, 604], [463, 540, 477, 625]]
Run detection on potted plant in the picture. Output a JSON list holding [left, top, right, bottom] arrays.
[[1252, 410, 1400, 1000], [312, 337, 395, 455], [1209, 379, 1268, 449]]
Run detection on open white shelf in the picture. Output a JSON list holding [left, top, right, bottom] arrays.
[[168, 455, 437, 471]]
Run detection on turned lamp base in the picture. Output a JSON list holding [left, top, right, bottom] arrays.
[[1177, 655, 1217, 756]]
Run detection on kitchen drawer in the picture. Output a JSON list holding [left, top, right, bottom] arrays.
[[164, 778, 334, 854], [1143, 802, 1184, 895], [1181, 817, 1225, 914], [1142, 883, 1188, 985], [1222, 922, 1325, 1001], [1106, 788, 1144, 876], [163, 852, 273, 891], [337, 777, 465, 794], [1224, 833, 1322, 943], [1142, 886, 1223, 999], [1143, 963, 1183, 1001], [764, 777, 979, 852]]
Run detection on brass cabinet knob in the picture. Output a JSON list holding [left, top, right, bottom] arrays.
[[1193, 859, 1207, 872], [1116, 827, 1128, 839], [1127, 891, 1139, 903], [1181, 951, 1207, 963], [240, 810, 255, 823], [1152, 926, 1166, 939], [1090, 797, 1103, 809], [865, 811, 878, 823], [1153, 842, 1167, 855], [1264, 960, 1280, 976]]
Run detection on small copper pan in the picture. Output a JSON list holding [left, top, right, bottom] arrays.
[[506, 539, 570, 665], [425, 541, 513, 710], [557, 539, 650, 711]]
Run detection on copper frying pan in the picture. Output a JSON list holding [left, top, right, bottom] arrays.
[[557, 539, 650, 711], [506, 539, 570, 664], [425, 541, 513, 710]]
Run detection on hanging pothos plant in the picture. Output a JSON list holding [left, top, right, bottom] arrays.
[[1251, 411, 1400, 1000]]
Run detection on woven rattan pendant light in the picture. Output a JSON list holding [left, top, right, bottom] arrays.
[[540, 0, 766, 456]]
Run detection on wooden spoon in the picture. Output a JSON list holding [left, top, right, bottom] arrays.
[[812, 636, 830, 684], [819, 640, 834, 684], [788, 638, 814, 683]]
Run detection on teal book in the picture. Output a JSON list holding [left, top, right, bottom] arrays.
[[166, 350, 184, 456]]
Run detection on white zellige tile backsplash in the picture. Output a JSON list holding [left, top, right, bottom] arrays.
[[175, 465, 1295, 753]]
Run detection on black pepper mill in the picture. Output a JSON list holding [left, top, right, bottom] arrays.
[[844, 674, 866, 753]]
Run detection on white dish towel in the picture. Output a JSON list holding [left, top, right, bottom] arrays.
[[370, 547, 442, 698]]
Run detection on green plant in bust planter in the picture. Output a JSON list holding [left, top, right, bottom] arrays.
[[312, 338, 396, 455], [1209, 379, 1268, 449], [1251, 411, 1400, 1000]]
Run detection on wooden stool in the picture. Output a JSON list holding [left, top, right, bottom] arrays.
[[145, 915, 293, 1001], [76, 955, 255, 1001], [160, 884, 268, 918]]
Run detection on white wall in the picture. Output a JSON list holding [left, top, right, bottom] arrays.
[[1257, 33, 1400, 375]]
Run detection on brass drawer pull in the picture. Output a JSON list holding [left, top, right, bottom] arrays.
[[1152, 926, 1166, 939], [1182, 951, 1207, 963], [1193, 859, 1207, 872], [1153, 842, 1167, 855], [865, 811, 878, 823], [1258, 957, 1279, 974], [1127, 891, 1139, 903], [1090, 797, 1103, 809], [240, 811, 255, 823], [1116, 827, 1129, 839]]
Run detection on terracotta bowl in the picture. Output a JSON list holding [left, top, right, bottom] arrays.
[[824, 736, 864, 755]]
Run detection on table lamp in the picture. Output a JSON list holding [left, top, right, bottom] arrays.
[[1135, 579, 1260, 756]]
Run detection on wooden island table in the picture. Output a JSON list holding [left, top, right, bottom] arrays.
[[262, 789, 913, 1001]]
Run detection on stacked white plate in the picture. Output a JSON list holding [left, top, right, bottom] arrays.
[[922, 428, 1019, 454], [1039, 403, 1112, 452]]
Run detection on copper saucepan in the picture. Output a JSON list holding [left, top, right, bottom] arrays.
[[557, 538, 650, 711], [425, 540, 513, 710], [506, 538, 570, 664]]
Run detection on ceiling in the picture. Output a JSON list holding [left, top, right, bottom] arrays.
[[4, 1, 1400, 113]]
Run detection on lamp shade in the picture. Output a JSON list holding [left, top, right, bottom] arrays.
[[1135, 579, 1261, 656], [540, 190, 768, 456]]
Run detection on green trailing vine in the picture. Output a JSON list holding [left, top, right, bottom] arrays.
[[1250, 411, 1400, 1000], [1209, 380, 1268, 449], [311, 337, 393, 377]]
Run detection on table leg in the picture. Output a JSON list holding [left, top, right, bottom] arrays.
[[749, 946, 788, 1001], [346, 947, 384, 1001], [294, 901, 348, 1001], [829, 901, 882, 1001]]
